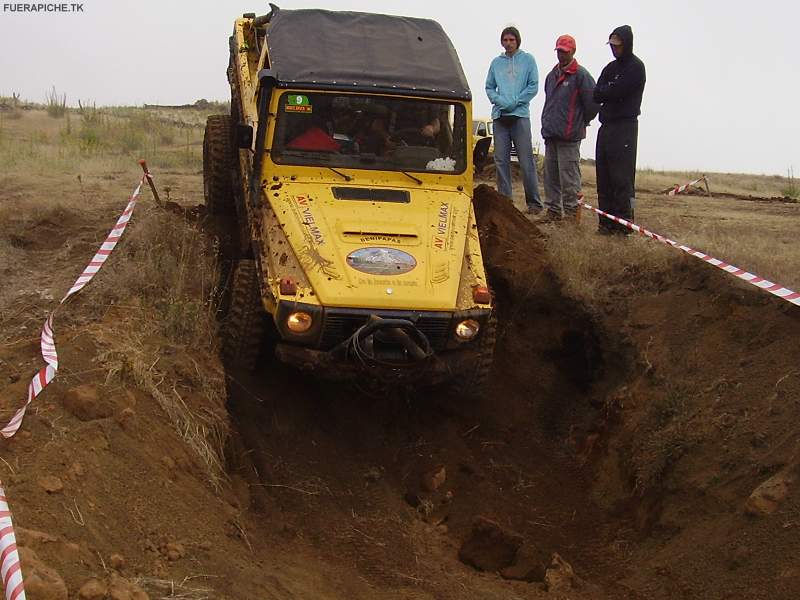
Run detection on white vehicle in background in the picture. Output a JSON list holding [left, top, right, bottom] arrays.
[[472, 117, 540, 170]]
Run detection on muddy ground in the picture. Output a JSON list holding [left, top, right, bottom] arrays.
[[1, 151, 800, 599]]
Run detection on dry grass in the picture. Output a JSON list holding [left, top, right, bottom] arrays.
[[134, 576, 215, 599], [527, 168, 800, 311], [576, 164, 794, 199], [87, 207, 228, 491], [0, 104, 229, 490], [543, 223, 676, 308], [0, 106, 205, 175], [635, 167, 791, 198], [45, 86, 67, 118], [781, 168, 799, 199], [91, 208, 218, 343]]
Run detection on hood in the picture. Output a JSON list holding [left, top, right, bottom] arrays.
[[610, 25, 634, 58], [264, 182, 476, 311]]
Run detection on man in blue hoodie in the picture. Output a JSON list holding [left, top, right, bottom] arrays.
[[485, 26, 542, 213]]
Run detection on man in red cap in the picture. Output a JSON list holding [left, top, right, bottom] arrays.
[[540, 34, 599, 223]]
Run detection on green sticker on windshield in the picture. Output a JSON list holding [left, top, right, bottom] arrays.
[[285, 94, 313, 113]]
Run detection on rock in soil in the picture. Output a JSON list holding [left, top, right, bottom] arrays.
[[109, 553, 126, 570], [420, 465, 446, 492], [500, 542, 550, 582], [37, 475, 64, 494], [62, 384, 114, 421], [458, 515, 524, 572], [18, 547, 68, 600], [108, 573, 150, 600], [78, 578, 108, 600], [545, 552, 580, 592], [745, 470, 794, 516]]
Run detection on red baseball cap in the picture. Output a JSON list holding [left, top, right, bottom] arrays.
[[555, 34, 576, 52]]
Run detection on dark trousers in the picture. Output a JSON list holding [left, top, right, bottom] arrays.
[[595, 120, 638, 232]]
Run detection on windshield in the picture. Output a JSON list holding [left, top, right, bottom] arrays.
[[472, 120, 492, 137], [272, 92, 467, 174]]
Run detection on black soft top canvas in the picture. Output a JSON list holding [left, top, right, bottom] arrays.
[[265, 9, 471, 100]]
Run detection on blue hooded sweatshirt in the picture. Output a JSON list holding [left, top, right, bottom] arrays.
[[485, 50, 539, 120]]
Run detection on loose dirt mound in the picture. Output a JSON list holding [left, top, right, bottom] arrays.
[[472, 183, 605, 408]]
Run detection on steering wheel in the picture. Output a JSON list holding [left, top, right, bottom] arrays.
[[390, 127, 424, 145]]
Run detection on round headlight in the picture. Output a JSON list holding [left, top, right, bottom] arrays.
[[455, 319, 480, 341], [286, 311, 313, 333]]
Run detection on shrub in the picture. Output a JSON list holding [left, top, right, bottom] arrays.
[[45, 86, 67, 118], [781, 168, 799, 200]]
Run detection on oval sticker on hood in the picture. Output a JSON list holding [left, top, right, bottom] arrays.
[[346, 247, 417, 276]]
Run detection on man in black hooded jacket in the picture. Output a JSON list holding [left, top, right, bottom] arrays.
[[593, 25, 646, 234]]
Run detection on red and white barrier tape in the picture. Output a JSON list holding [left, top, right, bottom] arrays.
[[580, 200, 800, 307], [667, 176, 707, 196], [1, 176, 145, 438], [0, 172, 149, 600], [0, 489, 24, 600]]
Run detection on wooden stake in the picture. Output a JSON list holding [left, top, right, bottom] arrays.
[[138, 159, 163, 207]]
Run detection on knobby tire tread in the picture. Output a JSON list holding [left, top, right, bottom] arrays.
[[451, 313, 497, 399], [221, 260, 265, 371], [203, 115, 235, 216]]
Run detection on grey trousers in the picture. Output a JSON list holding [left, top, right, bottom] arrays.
[[544, 139, 582, 217]]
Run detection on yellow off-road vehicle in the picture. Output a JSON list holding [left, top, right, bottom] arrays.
[[204, 6, 495, 394]]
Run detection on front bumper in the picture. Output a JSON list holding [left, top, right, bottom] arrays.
[[274, 342, 483, 385], [274, 301, 490, 351], [272, 304, 491, 384]]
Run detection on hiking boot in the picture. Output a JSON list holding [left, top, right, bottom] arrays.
[[539, 210, 563, 224]]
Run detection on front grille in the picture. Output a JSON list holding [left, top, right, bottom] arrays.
[[320, 310, 452, 350], [332, 187, 410, 203]]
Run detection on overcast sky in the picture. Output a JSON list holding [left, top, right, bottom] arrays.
[[1, 0, 796, 175]]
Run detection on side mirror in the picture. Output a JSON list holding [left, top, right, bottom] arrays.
[[236, 124, 253, 149]]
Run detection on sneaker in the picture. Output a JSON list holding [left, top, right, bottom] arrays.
[[526, 205, 543, 216]]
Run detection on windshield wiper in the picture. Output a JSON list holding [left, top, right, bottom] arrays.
[[400, 171, 423, 185], [326, 167, 352, 182]]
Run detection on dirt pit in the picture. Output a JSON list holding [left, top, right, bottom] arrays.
[[222, 184, 800, 599], [221, 183, 620, 599], [2, 175, 800, 599]]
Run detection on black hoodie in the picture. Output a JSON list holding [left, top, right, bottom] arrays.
[[593, 25, 646, 124]]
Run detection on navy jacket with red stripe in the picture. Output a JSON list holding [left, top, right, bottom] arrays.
[[541, 60, 599, 143]]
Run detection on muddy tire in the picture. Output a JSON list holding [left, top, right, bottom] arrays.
[[203, 115, 236, 216], [450, 313, 497, 399], [220, 259, 266, 371]]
